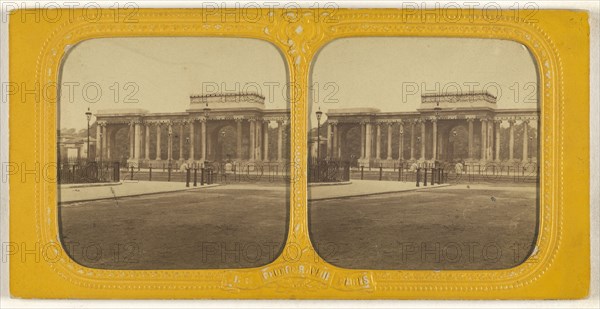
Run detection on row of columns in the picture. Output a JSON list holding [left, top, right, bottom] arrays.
[[95, 119, 286, 162], [326, 118, 533, 162]]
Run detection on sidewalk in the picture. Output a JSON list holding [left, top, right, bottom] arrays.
[[308, 180, 449, 201], [59, 181, 218, 204]]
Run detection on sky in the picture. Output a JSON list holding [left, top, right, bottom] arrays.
[[58, 37, 538, 130], [59, 37, 288, 130], [310, 37, 539, 125]]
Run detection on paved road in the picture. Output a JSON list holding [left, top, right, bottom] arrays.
[[60, 184, 288, 270], [310, 184, 538, 270]]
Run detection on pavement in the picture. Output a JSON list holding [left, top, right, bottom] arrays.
[[59, 181, 218, 204], [60, 178, 453, 204], [308, 180, 449, 201]]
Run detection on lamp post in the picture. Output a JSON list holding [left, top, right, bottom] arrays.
[[433, 105, 441, 162], [529, 135, 533, 162], [315, 107, 323, 182], [168, 126, 173, 168], [220, 129, 226, 162], [85, 108, 92, 162], [399, 125, 404, 164], [316, 107, 322, 160], [203, 102, 211, 164]]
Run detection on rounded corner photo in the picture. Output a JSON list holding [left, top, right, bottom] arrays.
[[56, 37, 291, 270], [307, 37, 540, 270]]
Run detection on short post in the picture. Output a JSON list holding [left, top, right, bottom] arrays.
[[201, 167, 205, 185], [431, 168, 435, 186], [398, 165, 402, 182], [186, 168, 190, 187], [360, 166, 364, 180], [114, 162, 120, 182], [424, 167, 428, 186], [130, 166, 134, 180], [168, 165, 171, 182], [149, 166, 152, 181], [379, 165, 383, 181], [416, 168, 421, 187], [193, 168, 197, 187]]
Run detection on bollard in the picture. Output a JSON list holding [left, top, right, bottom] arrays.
[[416, 168, 420, 187], [149, 166, 152, 181], [398, 166, 402, 182], [360, 166, 364, 180], [130, 166, 134, 180], [431, 168, 435, 185], [168, 166, 171, 182], [186, 168, 190, 187], [437, 168, 442, 184], [424, 168, 428, 186], [114, 162, 120, 182], [379, 165, 383, 181], [200, 167, 205, 185], [193, 168, 197, 187]]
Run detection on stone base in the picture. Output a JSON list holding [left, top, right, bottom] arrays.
[[126, 159, 141, 168]]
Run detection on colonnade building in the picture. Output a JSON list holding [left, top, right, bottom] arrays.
[[94, 93, 289, 167], [320, 92, 538, 168]]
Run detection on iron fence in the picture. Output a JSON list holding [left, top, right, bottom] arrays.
[[308, 159, 351, 183], [58, 161, 120, 184], [351, 161, 538, 184]]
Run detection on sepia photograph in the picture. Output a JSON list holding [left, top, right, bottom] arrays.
[[308, 37, 540, 270], [57, 37, 291, 269]]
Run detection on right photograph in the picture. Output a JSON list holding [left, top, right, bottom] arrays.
[[307, 37, 540, 270]]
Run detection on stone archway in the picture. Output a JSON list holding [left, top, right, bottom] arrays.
[[340, 124, 361, 164], [107, 125, 130, 164], [444, 124, 469, 163], [207, 121, 239, 162]]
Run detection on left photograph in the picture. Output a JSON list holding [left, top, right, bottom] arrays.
[[56, 38, 291, 270]]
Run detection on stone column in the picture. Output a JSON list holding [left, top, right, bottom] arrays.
[[410, 121, 415, 160], [332, 123, 338, 159], [263, 120, 269, 161], [105, 127, 111, 160], [277, 120, 284, 162], [326, 123, 332, 159], [127, 122, 133, 160], [360, 122, 366, 159], [487, 118, 494, 161], [495, 120, 501, 161], [432, 119, 437, 161], [179, 123, 184, 160], [387, 123, 393, 160], [167, 123, 173, 161], [375, 123, 381, 160], [156, 124, 162, 160], [249, 119, 256, 161], [509, 120, 515, 161], [256, 120, 262, 161], [189, 120, 195, 160], [522, 119, 529, 161], [236, 118, 243, 160], [134, 122, 141, 160], [480, 118, 487, 161], [200, 119, 207, 161], [145, 123, 150, 160], [420, 120, 426, 161], [95, 124, 101, 161], [398, 122, 404, 160], [365, 122, 372, 160], [99, 125, 105, 160], [467, 118, 474, 160]]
